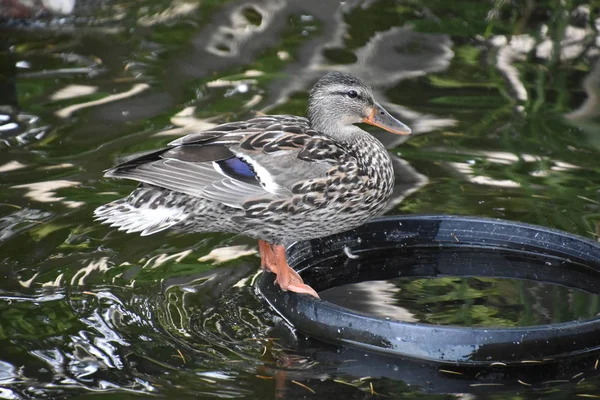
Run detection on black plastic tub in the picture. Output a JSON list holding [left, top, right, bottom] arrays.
[[257, 215, 600, 366]]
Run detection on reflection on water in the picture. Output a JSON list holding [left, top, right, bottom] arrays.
[[1, 0, 600, 398], [323, 275, 600, 327]]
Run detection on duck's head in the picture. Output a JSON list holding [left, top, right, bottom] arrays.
[[308, 71, 411, 140]]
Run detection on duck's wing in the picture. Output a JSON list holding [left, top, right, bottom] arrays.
[[105, 115, 350, 209]]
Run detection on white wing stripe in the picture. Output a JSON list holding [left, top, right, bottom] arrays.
[[233, 151, 283, 195]]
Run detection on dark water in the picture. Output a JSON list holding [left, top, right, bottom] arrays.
[[1, 0, 600, 398]]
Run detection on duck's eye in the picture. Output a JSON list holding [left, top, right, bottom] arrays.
[[346, 90, 358, 98]]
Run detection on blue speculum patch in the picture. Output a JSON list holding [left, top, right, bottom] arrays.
[[218, 157, 258, 182]]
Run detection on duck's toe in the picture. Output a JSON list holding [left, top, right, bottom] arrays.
[[284, 281, 320, 298]]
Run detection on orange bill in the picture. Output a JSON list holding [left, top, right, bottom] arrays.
[[362, 102, 412, 135]]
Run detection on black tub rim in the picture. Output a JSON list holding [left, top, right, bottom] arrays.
[[257, 215, 600, 366]]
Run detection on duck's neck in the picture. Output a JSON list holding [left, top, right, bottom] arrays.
[[322, 124, 383, 151], [316, 123, 368, 145]]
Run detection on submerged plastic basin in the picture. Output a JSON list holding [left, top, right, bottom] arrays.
[[257, 215, 600, 366]]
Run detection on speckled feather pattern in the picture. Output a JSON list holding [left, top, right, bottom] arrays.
[[95, 115, 394, 244], [95, 72, 400, 245]]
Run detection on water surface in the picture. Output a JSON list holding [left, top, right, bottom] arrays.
[[1, 0, 600, 398]]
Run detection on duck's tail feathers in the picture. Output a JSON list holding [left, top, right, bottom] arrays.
[[94, 188, 188, 236]]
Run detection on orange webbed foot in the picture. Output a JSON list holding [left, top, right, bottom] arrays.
[[258, 240, 319, 299]]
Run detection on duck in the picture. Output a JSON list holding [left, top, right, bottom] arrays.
[[94, 72, 412, 298]]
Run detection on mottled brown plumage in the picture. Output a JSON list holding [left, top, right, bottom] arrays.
[[95, 72, 412, 297]]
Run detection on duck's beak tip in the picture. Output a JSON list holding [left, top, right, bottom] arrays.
[[362, 103, 412, 135]]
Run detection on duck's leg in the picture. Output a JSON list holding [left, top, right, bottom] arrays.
[[257, 240, 319, 298], [258, 240, 275, 271], [259, 240, 296, 279]]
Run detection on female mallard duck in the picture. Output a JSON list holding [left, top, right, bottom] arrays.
[[95, 72, 411, 298]]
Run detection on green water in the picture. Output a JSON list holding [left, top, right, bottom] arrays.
[[1, 0, 600, 398]]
